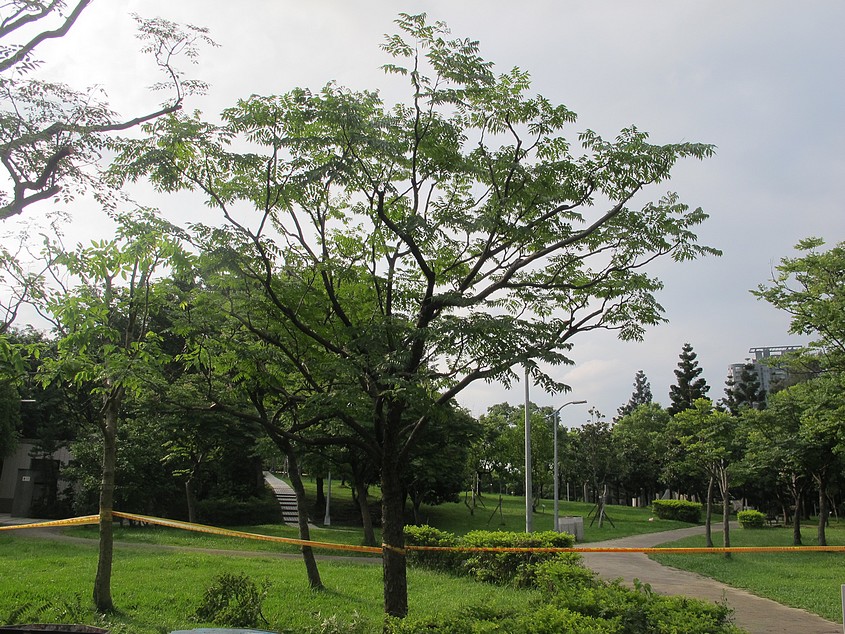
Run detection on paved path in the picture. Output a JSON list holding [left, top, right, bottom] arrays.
[[580, 524, 841, 634]]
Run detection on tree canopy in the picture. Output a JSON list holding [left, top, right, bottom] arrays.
[[0, 1, 214, 220], [110, 13, 717, 618], [754, 238, 845, 373]]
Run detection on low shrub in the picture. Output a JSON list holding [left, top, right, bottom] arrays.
[[460, 530, 575, 587], [399, 526, 743, 633], [385, 603, 618, 634], [386, 587, 742, 634], [195, 572, 269, 628], [737, 509, 766, 529], [403, 525, 461, 572], [533, 556, 599, 595], [652, 499, 702, 523], [403, 526, 576, 587]]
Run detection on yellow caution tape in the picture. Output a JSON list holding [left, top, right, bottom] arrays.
[[4, 512, 845, 555], [112, 512, 383, 554], [0, 515, 99, 531]]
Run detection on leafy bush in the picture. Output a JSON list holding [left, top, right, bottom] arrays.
[[737, 509, 766, 529], [386, 592, 741, 634], [533, 556, 599, 595], [404, 527, 577, 587], [545, 575, 742, 634], [459, 530, 575, 587], [403, 525, 460, 572], [399, 527, 742, 634], [385, 603, 618, 634], [652, 499, 702, 523], [195, 572, 269, 628]]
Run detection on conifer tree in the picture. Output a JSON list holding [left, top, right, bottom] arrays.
[[668, 343, 709, 415], [722, 363, 765, 414], [616, 369, 653, 419]]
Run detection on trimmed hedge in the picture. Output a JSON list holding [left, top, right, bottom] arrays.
[[737, 509, 766, 529], [652, 499, 702, 523], [403, 526, 575, 587], [461, 530, 575, 588], [404, 525, 461, 572]]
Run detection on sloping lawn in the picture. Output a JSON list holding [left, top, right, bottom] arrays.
[[651, 521, 845, 622]]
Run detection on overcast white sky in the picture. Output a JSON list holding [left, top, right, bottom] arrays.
[[13, 1, 845, 423]]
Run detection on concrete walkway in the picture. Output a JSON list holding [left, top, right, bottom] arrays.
[[580, 524, 841, 634]]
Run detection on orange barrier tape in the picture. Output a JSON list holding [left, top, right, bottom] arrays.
[[4, 513, 845, 556], [112, 512, 383, 555], [0, 515, 99, 531]]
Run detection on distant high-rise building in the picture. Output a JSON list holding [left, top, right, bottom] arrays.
[[729, 346, 801, 394]]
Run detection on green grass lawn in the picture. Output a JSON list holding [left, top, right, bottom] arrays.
[[651, 521, 845, 622], [56, 481, 691, 556], [63, 522, 380, 557], [0, 532, 538, 633], [298, 477, 693, 541]]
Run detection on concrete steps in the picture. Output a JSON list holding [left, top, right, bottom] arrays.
[[264, 471, 302, 526]]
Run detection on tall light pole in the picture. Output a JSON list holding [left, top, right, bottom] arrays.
[[552, 400, 586, 532], [524, 366, 532, 533]]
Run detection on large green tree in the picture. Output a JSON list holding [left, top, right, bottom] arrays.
[[612, 403, 669, 506], [112, 14, 717, 618]]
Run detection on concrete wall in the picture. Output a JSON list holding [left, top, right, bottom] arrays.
[[0, 440, 71, 515]]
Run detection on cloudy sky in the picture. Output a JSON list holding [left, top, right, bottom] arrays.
[[17, 1, 845, 422]]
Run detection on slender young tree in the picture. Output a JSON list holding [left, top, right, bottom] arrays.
[[112, 14, 718, 618], [34, 210, 188, 612], [670, 399, 740, 555], [668, 343, 710, 415]]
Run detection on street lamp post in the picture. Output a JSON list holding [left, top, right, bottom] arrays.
[[552, 400, 586, 532], [524, 366, 532, 533]]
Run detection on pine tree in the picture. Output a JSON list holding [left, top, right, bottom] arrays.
[[616, 369, 653, 419], [722, 363, 766, 414], [668, 343, 709, 415]]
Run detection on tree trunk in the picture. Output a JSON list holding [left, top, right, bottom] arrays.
[[315, 476, 326, 514], [597, 483, 606, 528], [185, 476, 197, 524], [704, 474, 713, 548], [354, 478, 376, 547], [792, 484, 802, 547], [817, 474, 828, 546], [93, 396, 119, 613], [721, 471, 731, 558], [381, 430, 408, 619], [285, 447, 323, 590], [412, 492, 424, 525]]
